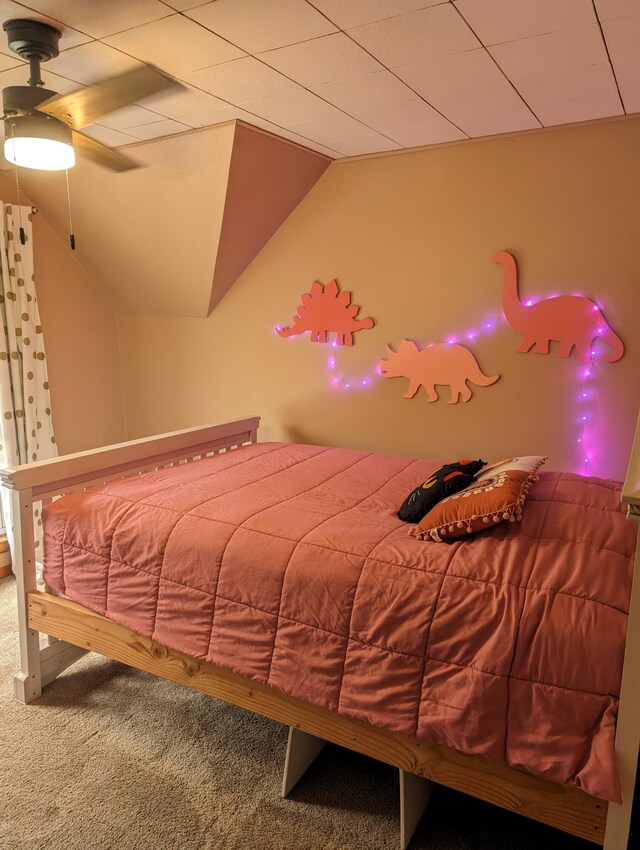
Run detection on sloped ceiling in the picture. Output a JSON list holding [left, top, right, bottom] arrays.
[[18, 120, 330, 316]]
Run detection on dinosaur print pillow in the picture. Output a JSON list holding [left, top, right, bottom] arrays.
[[410, 456, 547, 541], [397, 459, 487, 523]]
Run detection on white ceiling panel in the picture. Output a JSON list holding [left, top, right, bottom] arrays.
[[428, 81, 540, 132], [48, 41, 141, 85], [125, 118, 191, 140], [0, 53, 19, 72], [259, 33, 382, 87], [287, 113, 375, 144], [308, 0, 445, 30], [388, 121, 467, 146], [594, 0, 640, 21], [395, 48, 504, 98], [622, 90, 640, 111], [82, 124, 138, 147], [0, 63, 77, 93], [348, 4, 480, 68], [352, 98, 447, 134], [240, 88, 340, 125], [185, 56, 299, 101], [178, 104, 262, 127], [602, 13, 640, 94], [104, 14, 246, 76], [514, 63, 619, 112], [161, 0, 211, 9], [97, 104, 166, 130], [453, 109, 540, 137], [311, 70, 416, 112], [142, 84, 229, 119], [453, 0, 596, 46], [330, 133, 401, 155], [22, 0, 173, 39], [186, 0, 337, 53], [489, 24, 609, 81], [534, 91, 623, 126]]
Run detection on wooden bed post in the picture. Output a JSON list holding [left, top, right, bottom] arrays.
[[11, 486, 42, 703]]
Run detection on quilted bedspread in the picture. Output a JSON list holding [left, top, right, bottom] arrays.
[[42, 442, 637, 802]]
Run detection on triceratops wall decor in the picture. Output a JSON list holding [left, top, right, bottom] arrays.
[[494, 251, 624, 362], [276, 279, 374, 346], [380, 340, 500, 404]]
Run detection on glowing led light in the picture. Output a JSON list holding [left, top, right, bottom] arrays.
[[525, 300, 533, 307]]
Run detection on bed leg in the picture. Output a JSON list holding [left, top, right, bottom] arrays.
[[399, 770, 434, 850], [282, 727, 326, 797], [11, 487, 42, 704]]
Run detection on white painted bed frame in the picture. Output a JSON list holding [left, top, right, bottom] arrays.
[[3, 414, 640, 849]]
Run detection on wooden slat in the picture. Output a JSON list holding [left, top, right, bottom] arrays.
[[0, 417, 260, 494], [28, 590, 607, 845]]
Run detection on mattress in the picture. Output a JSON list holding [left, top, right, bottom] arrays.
[[42, 442, 637, 802]]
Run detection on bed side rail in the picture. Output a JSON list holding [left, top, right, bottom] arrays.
[[0, 416, 260, 498]]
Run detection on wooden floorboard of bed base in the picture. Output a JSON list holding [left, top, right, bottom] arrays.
[[27, 590, 607, 845]]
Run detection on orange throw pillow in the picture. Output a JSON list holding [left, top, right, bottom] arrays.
[[410, 456, 546, 542]]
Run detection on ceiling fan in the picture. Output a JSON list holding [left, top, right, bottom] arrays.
[[2, 18, 183, 172]]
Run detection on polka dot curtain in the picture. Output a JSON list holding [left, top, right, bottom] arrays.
[[0, 203, 56, 559]]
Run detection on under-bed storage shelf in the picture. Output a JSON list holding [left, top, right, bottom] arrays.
[[27, 589, 607, 845]]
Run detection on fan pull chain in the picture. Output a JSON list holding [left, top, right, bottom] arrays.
[[9, 121, 27, 245], [65, 169, 75, 250]]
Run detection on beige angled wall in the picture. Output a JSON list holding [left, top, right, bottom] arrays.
[[119, 116, 640, 482], [0, 174, 126, 454]]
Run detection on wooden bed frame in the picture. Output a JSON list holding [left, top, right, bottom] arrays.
[[4, 415, 640, 849]]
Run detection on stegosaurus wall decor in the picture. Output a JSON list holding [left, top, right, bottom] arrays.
[[276, 279, 374, 346], [379, 340, 500, 404], [494, 251, 624, 362]]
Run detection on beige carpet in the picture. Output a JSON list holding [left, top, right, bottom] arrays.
[[1, 577, 592, 850]]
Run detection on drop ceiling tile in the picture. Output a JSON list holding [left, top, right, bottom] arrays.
[[395, 48, 505, 99], [455, 110, 540, 137], [352, 98, 446, 134], [48, 41, 141, 85], [159, 0, 210, 9], [184, 56, 298, 101], [453, 0, 595, 46], [125, 118, 191, 140], [104, 15, 246, 76], [260, 33, 382, 87], [594, 0, 639, 21], [622, 90, 640, 111], [287, 113, 374, 144], [186, 0, 337, 53], [429, 81, 532, 117], [312, 70, 416, 112], [82, 125, 138, 147], [330, 133, 401, 155], [387, 122, 467, 146], [514, 63, 618, 111], [308, 0, 445, 30], [178, 104, 255, 127], [269, 128, 340, 156], [143, 84, 229, 119], [240, 89, 340, 125], [22, 0, 172, 39], [536, 91, 623, 125], [0, 53, 19, 72], [0, 1, 90, 49], [348, 4, 480, 68], [98, 104, 166, 130], [490, 24, 608, 80], [602, 14, 640, 94]]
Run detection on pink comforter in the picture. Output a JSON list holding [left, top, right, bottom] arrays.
[[42, 442, 637, 802]]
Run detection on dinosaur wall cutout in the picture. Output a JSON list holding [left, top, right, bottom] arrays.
[[494, 251, 624, 362], [379, 340, 500, 404], [276, 279, 374, 346]]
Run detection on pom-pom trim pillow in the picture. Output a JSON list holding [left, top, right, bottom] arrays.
[[410, 456, 547, 542]]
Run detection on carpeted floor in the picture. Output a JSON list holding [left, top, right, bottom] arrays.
[[1, 577, 593, 850]]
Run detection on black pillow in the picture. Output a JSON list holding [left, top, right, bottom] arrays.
[[397, 459, 487, 523]]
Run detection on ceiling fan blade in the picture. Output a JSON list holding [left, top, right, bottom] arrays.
[[72, 129, 140, 172], [36, 65, 182, 130]]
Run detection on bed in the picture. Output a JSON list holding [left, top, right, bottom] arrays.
[[5, 415, 640, 850]]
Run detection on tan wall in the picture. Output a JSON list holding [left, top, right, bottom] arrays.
[[119, 117, 640, 482], [0, 174, 126, 454]]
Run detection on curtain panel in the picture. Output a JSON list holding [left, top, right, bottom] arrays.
[[0, 202, 56, 556]]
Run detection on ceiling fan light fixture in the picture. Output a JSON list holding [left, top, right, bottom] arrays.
[[4, 112, 74, 170]]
